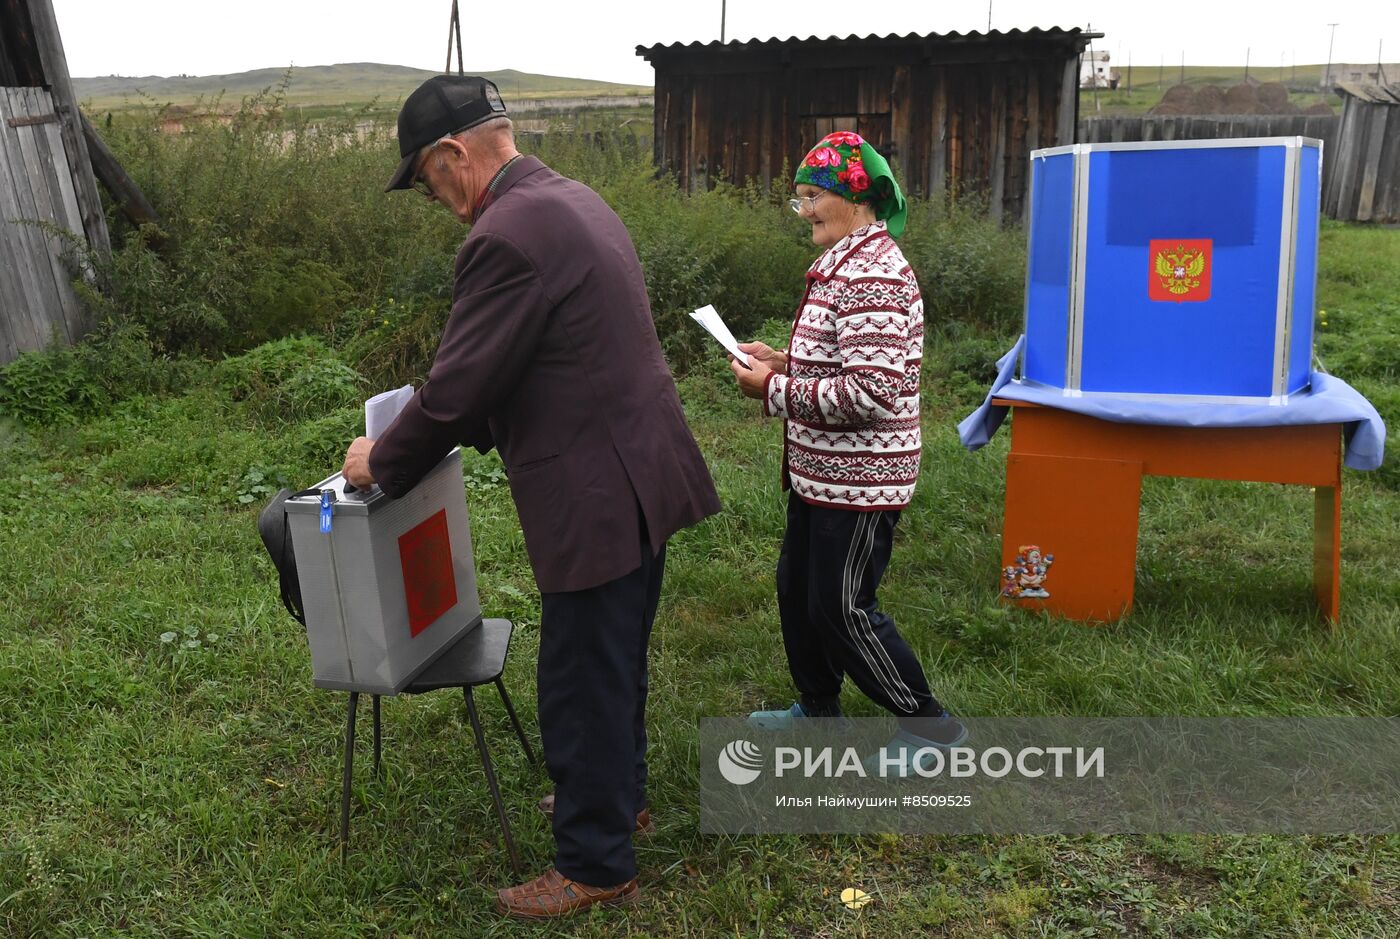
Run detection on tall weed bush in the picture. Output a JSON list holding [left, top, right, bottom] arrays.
[[40, 93, 1031, 418]]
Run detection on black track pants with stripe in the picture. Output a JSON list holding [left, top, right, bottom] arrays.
[[776, 491, 943, 717]]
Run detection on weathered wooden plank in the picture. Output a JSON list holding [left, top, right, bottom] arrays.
[[929, 67, 948, 200], [0, 158, 29, 361], [0, 88, 33, 356], [16, 87, 79, 344], [1055, 54, 1077, 145], [1329, 100, 1362, 219], [1354, 106, 1388, 221], [0, 88, 57, 353], [988, 68, 1007, 223], [1024, 63, 1041, 153], [25, 0, 109, 256], [1377, 103, 1400, 222], [19, 86, 79, 337], [0, 100, 49, 357], [890, 65, 911, 181], [1004, 66, 1028, 222], [40, 113, 88, 341]]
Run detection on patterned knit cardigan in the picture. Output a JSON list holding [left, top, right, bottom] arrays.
[[762, 221, 923, 510]]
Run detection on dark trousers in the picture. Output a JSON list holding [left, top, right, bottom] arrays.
[[777, 492, 942, 718], [537, 530, 665, 887]]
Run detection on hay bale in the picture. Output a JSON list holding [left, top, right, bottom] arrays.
[[1159, 83, 1194, 106], [1256, 82, 1290, 110], [1304, 102, 1335, 115], [1194, 85, 1227, 113], [1222, 84, 1260, 113], [1148, 101, 1189, 116]]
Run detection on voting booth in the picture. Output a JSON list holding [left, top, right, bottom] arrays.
[[1022, 137, 1323, 403], [284, 449, 482, 694], [980, 136, 1378, 624]]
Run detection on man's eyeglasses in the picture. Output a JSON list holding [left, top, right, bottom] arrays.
[[788, 191, 828, 214], [411, 141, 442, 198]]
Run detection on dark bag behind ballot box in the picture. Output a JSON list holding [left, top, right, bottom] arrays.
[[258, 449, 482, 694]]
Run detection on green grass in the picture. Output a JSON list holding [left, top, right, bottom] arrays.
[[1, 226, 1398, 934]]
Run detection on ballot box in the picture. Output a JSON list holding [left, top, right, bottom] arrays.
[[284, 449, 482, 694], [1022, 137, 1322, 403]]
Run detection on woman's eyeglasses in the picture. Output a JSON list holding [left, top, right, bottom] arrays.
[[788, 191, 828, 214]]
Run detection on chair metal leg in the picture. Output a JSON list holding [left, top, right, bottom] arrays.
[[340, 691, 359, 861], [464, 686, 522, 877], [372, 694, 382, 779], [494, 676, 537, 768]]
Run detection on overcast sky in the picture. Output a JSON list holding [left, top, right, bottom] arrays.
[[52, 0, 1396, 85]]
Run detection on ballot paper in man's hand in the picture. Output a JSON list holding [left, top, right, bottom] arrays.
[[690, 304, 750, 369], [365, 384, 414, 440]]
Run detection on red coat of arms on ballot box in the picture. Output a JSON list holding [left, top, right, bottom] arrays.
[[1149, 239, 1212, 302]]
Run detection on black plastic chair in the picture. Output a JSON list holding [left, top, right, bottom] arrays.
[[339, 617, 537, 874]]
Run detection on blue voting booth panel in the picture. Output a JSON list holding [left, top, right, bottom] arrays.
[[1022, 138, 1322, 403], [1024, 151, 1075, 390]]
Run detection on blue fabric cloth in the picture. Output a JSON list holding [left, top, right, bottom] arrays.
[[957, 336, 1388, 471]]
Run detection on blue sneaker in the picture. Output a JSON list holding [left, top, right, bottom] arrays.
[[747, 701, 851, 732], [864, 717, 969, 779]]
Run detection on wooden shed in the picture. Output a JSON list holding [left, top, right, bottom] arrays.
[[636, 28, 1098, 223], [0, 0, 108, 366], [1326, 83, 1400, 224]]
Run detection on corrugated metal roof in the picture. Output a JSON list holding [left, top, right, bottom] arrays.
[[637, 27, 1102, 61], [1335, 83, 1400, 105]]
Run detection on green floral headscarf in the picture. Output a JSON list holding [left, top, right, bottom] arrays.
[[793, 131, 908, 238]]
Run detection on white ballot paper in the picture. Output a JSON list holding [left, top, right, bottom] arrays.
[[690, 304, 750, 368], [365, 384, 414, 440]]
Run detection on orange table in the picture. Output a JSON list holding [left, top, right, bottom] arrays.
[[996, 398, 1343, 624]]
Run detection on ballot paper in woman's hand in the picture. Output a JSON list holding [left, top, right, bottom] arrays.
[[365, 384, 414, 440], [690, 304, 750, 368]]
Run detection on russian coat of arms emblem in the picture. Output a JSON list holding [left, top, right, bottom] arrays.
[[1148, 239, 1213, 302]]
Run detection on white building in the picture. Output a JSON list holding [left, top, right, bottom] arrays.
[[1321, 63, 1397, 86], [1080, 51, 1120, 89]]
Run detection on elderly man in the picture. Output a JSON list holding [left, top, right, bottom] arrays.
[[342, 75, 720, 919]]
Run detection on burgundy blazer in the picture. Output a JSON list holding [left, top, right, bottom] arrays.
[[370, 157, 721, 593]]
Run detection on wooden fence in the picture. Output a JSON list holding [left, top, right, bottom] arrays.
[[1326, 86, 1400, 223], [0, 85, 88, 363], [1077, 113, 1396, 223]]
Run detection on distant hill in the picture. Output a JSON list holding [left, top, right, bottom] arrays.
[[72, 63, 651, 110]]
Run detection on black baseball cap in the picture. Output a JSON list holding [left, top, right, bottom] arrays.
[[385, 75, 508, 192]]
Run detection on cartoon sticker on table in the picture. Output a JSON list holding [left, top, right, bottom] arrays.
[[1003, 544, 1054, 599]]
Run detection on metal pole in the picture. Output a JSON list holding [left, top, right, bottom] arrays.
[[1245, 47, 1250, 83], [987, 0, 992, 33], [1325, 23, 1339, 88], [721, 0, 726, 43], [1180, 51, 1185, 85]]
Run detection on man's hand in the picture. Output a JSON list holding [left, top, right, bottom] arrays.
[[730, 353, 773, 399], [342, 437, 376, 488], [738, 341, 788, 375]]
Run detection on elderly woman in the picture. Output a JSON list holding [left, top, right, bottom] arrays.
[[730, 131, 964, 774]]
